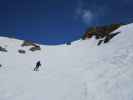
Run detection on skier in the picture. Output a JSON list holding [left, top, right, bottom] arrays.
[[34, 61, 41, 71]]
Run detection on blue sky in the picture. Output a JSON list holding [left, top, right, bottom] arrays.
[[0, 0, 133, 44]]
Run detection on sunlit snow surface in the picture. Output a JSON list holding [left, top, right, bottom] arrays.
[[0, 23, 133, 100]]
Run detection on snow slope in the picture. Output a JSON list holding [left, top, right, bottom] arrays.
[[0, 23, 133, 100]]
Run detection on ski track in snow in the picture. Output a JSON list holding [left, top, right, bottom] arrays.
[[0, 23, 133, 100]]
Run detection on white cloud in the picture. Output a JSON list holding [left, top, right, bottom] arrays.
[[82, 10, 93, 25], [75, 1, 94, 25], [75, 0, 108, 25]]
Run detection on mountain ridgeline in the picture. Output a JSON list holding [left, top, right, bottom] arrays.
[[0, 23, 125, 54]]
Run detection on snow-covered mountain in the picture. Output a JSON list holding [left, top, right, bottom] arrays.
[[0, 23, 133, 100]]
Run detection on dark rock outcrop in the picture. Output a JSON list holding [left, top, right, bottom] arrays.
[[82, 23, 123, 45], [21, 41, 37, 47], [82, 23, 122, 40], [21, 40, 41, 52], [18, 49, 26, 54], [0, 46, 7, 52], [103, 32, 120, 43], [30, 46, 41, 52]]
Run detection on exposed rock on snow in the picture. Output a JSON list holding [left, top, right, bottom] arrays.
[[82, 23, 123, 45], [0, 46, 7, 52], [18, 49, 26, 54], [82, 23, 123, 40], [21, 40, 41, 52]]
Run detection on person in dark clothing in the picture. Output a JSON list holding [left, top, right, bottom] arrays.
[[34, 61, 41, 71]]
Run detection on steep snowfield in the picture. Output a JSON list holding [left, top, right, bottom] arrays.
[[0, 23, 133, 100]]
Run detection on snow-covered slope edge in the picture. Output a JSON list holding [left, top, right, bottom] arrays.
[[0, 23, 133, 100]]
